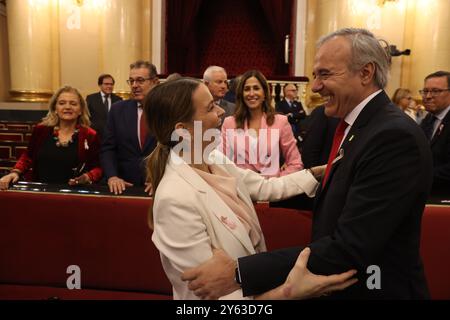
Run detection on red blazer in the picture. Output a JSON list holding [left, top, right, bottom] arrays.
[[14, 124, 102, 182]]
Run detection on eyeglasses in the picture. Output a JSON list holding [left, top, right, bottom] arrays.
[[126, 77, 153, 85], [419, 89, 450, 97]]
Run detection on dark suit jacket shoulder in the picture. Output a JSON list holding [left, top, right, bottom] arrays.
[[86, 92, 122, 140], [239, 91, 433, 299], [301, 105, 339, 168], [428, 110, 450, 194], [100, 99, 156, 186]]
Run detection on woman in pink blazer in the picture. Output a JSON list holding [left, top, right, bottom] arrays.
[[220, 70, 303, 177]]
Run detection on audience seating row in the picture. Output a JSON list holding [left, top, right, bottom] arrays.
[[0, 130, 32, 143], [0, 121, 36, 131], [0, 190, 449, 300], [0, 141, 28, 159]]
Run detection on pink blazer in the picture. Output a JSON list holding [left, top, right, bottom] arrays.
[[220, 114, 303, 177]]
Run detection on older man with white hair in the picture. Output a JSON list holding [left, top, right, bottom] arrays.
[[203, 66, 235, 120]]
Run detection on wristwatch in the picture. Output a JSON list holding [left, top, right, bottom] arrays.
[[234, 267, 242, 285]]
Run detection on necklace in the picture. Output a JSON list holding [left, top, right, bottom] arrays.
[[53, 125, 79, 147]]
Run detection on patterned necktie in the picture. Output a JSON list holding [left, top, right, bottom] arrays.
[[322, 120, 349, 188], [421, 114, 437, 141]]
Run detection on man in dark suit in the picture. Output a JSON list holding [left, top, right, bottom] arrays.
[[86, 74, 122, 141], [420, 71, 450, 196], [182, 28, 433, 299], [101, 61, 157, 194], [276, 84, 307, 142], [203, 66, 235, 121], [301, 105, 339, 168]]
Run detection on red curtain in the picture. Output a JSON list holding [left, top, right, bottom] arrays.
[[259, 0, 294, 75], [166, 0, 203, 74]]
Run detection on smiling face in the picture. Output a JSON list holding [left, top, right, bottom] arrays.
[[243, 76, 265, 111], [206, 70, 228, 101], [55, 92, 82, 124], [190, 83, 225, 132], [129, 67, 158, 103], [311, 36, 367, 118]]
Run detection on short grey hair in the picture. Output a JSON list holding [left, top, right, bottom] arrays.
[[317, 28, 391, 89], [129, 60, 158, 79], [203, 66, 227, 82]]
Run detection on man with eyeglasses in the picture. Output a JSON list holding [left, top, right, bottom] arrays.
[[86, 74, 123, 141], [420, 71, 450, 195], [101, 60, 158, 195]]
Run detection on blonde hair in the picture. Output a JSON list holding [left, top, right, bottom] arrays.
[[392, 88, 412, 107], [41, 86, 91, 127]]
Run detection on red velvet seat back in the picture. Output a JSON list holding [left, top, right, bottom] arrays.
[[420, 205, 450, 300], [0, 192, 172, 295]]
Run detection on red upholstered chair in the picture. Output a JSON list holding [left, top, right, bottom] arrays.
[[420, 205, 450, 300], [6, 124, 31, 131], [14, 146, 27, 159], [0, 132, 23, 142], [0, 146, 12, 159], [0, 192, 172, 300], [255, 203, 312, 251]]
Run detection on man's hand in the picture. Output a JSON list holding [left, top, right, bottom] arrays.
[[107, 176, 133, 195], [181, 248, 240, 300], [257, 247, 358, 299]]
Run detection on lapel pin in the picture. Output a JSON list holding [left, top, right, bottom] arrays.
[[84, 139, 89, 150], [349, 135, 354, 142], [221, 216, 237, 230]]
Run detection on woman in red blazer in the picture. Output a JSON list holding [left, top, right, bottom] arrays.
[[0, 86, 102, 190], [220, 70, 303, 177]]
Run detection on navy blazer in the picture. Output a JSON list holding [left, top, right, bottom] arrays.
[[100, 99, 156, 186], [239, 91, 433, 299], [86, 92, 122, 141], [421, 110, 450, 195]]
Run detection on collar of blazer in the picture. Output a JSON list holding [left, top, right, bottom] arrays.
[[167, 150, 257, 254]]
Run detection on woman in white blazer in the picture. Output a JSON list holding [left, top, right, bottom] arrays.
[[143, 78, 357, 300]]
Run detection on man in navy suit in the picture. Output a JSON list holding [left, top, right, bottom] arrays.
[[86, 74, 122, 141], [101, 60, 157, 194], [182, 28, 432, 299], [275, 84, 307, 142], [420, 71, 450, 196]]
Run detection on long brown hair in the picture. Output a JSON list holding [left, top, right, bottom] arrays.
[[234, 70, 275, 129], [144, 77, 200, 228]]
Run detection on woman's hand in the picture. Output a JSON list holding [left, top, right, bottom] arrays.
[[68, 173, 92, 186], [144, 182, 153, 196], [0, 172, 20, 190], [256, 247, 357, 300], [310, 164, 327, 180]]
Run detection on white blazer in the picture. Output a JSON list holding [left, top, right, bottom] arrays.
[[151, 150, 318, 300]]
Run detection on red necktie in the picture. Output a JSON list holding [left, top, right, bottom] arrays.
[[139, 111, 147, 150], [322, 120, 348, 188]]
